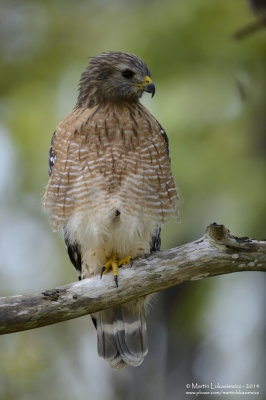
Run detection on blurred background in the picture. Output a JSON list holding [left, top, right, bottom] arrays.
[[0, 0, 265, 399]]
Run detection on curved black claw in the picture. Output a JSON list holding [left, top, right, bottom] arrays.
[[114, 274, 118, 288], [130, 257, 133, 268], [100, 266, 106, 279]]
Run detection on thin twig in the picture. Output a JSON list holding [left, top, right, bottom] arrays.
[[233, 16, 266, 39]]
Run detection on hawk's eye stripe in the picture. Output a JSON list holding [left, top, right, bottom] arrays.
[[122, 69, 134, 79]]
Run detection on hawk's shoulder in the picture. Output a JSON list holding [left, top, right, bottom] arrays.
[[48, 107, 98, 176], [157, 123, 170, 162], [136, 104, 171, 162]]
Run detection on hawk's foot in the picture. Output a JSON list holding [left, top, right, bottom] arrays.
[[100, 253, 133, 287]]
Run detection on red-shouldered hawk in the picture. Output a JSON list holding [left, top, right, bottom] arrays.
[[43, 51, 178, 369]]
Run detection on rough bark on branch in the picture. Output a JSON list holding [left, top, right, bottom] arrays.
[[0, 223, 265, 335]]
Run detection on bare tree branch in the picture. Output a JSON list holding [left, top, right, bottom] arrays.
[[0, 223, 265, 335]]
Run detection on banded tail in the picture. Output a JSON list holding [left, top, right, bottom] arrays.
[[91, 298, 148, 369]]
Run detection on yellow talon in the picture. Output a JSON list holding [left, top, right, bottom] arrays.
[[101, 253, 133, 287], [102, 259, 113, 275], [118, 255, 132, 267]]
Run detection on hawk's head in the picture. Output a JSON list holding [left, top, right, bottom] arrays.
[[77, 51, 155, 107]]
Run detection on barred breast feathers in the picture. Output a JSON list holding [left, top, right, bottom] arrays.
[[43, 103, 179, 231]]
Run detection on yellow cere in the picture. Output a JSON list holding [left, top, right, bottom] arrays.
[[144, 76, 152, 85], [134, 76, 153, 88]]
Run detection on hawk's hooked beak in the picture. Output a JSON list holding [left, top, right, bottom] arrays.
[[143, 76, 155, 98]]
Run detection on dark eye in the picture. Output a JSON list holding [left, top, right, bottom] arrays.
[[122, 69, 134, 79]]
